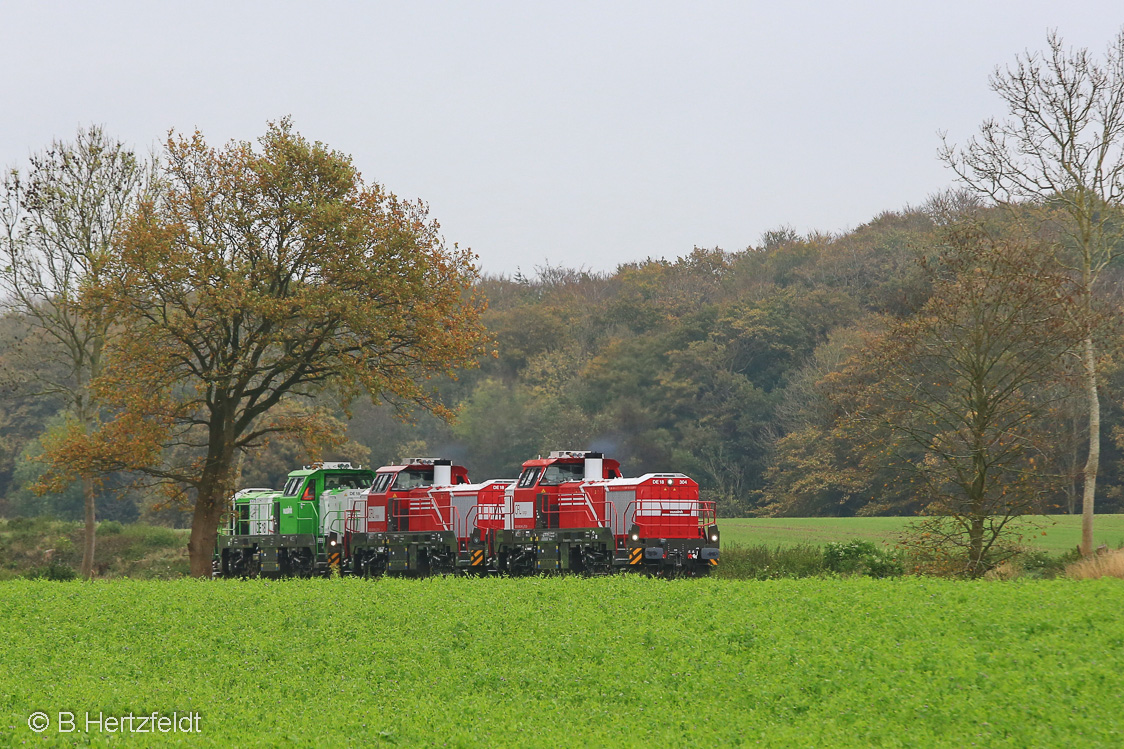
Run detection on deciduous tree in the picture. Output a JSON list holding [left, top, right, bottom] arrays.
[[940, 29, 1124, 554], [848, 227, 1078, 575], [0, 126, 151, 577], [42, 120, 488, 576]]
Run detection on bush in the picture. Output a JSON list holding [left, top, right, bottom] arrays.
[[122, 525, 180, 549], [1013, 548, 1079, 579], [97, 521, 124, 536], [1066, 547, 1124, 580], [5, 517, 35, 532], [24, 562, 78, 581], [715, 543, 825, 580], [824, 540, 903, 578]]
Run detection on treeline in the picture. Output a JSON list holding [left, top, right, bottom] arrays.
[[390, 205, 1122, 520], [3, 200, 1122, 524]]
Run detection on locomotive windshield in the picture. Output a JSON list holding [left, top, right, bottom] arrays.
[[392, 468, 433, 490], [370, 473, 394, 494], [323, 473, 370, 490], [281, 477, 303, 497], [540, 462, 586, 486], [517, 467, 542, 488]]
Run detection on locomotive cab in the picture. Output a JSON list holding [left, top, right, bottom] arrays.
[[277, 464, 374, 536], [510, 451, 621, 531], [364, 458, 470, 532]]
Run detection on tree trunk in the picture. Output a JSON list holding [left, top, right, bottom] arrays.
[[1066, 408, 1080, 514], [187, 421, 238, 577], [187, 494, 225, 578], [969, 515, 984, 576], [81, 476, 96, 579], [1081, 334, 1099, 556]]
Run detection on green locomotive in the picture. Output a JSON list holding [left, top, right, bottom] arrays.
[[215, 462, 374, 577]]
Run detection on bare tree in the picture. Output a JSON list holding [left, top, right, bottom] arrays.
[[0, 126, 151, 577], [940, 29, 1124, 555], [850, 227, 1077, 576]]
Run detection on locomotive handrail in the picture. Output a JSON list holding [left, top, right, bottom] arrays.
[[472, 501, 507, 530], [345, 497, 367, 534], [388, 493, 454, 532], [447, 504, 463, 539], [621, 496, 715, 540], [556, 488, 607, 528], [321, 507, 350, 538], [344, 507, 362, 534], [580, 486, 607, 528]]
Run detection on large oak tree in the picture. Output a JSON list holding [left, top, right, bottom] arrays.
[[45, 120, 489, 576]]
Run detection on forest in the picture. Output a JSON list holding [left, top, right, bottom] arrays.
[[3, 199, 1122, 524]]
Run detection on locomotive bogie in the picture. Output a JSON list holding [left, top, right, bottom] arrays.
[[484, 526, 616, 575], [217, 534, 319, 577]]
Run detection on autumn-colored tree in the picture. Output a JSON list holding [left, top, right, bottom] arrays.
[[941, 29, 1124, 554], [43, 120, 489, 576], [847, 226, 1078, 575], [761, 323, 923, 517], [0, 126, 151, 577]]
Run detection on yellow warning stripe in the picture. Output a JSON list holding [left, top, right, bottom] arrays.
[[709, 558, 718, 566], [328, 552, 341, 570], [471, 550, 484, 566], [629, 548, 643, 565]]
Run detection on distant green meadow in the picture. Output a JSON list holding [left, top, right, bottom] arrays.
[[721, 514, 1124, 554], [3, 577, 1123, 747]]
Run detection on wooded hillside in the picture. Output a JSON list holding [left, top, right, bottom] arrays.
[[7, 200, 1116, 522]]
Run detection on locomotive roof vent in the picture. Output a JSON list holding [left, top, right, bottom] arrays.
[[547, 450, 596, 459], [303, 461, 355, 470], [399, 457, 451, 466]]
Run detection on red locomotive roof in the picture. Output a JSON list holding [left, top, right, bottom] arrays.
[[521, 450, 612, 467], [518, 451, 622, 480]]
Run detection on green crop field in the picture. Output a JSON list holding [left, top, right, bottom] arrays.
[[3, 577, 1123, 747], [721, 514, 1124, 554]]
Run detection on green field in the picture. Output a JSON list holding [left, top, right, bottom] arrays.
[[721, 514, 1124, 554], [3, 576, 1123, 747]]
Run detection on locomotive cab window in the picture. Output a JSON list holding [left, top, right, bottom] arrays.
[[517, 467, 543, 488], [325, 473, 369, 490], [370, 473, 394, 494], [540, 462, 585, 486], [392, 468, 433, 490], [281, 477, 302, 497]]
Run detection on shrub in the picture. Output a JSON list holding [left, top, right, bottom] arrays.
[[121, 524, 180, 549], [97, 521, 124, 536], [6, 517, 35, 531], [1012, 548, 1079, 579], [715, 543, 825, 580], [24, 562, 78, 581], [824, 540, 903, 578]]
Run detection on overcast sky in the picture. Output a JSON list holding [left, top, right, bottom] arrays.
[[1, 2, 1121, 276]]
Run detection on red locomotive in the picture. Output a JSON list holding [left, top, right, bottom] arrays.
[[346, 450, 718, 576], [218, 450, 719, 577]]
